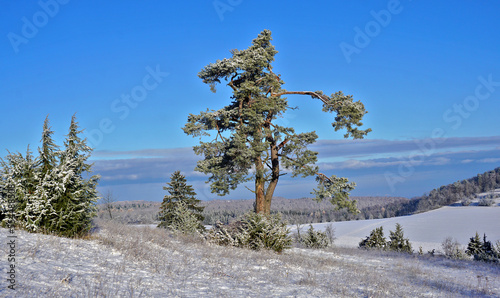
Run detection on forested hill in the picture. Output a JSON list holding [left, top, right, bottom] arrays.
[[391, 167, 500, 216], [201, 196, 407, 225], [202, 167, 500, 223]]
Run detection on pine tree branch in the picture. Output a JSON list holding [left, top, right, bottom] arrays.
[[228, 74, 239, 91], [245, 185, 256, 193], [277, 139, 289, 150], [271, 91, 331, 105]]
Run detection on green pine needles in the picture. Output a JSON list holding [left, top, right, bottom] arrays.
[[183, 29, 371, 215], [0, 115, 100, 237]]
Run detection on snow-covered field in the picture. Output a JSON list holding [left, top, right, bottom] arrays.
[[306, 205, 500, 253], [2, 217, 500, 297]]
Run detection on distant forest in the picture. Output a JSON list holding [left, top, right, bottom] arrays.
[[97, 167, 500, 225], [392, 167, 500, 216]]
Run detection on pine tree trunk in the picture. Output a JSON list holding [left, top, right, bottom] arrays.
[[254, 143, 280, 215], [254, 157, 266, 214], [255, 179, 266, 214], [263, 143, 280, 214]]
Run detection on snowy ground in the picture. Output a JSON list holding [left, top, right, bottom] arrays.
[[1, 220, 500, 297]]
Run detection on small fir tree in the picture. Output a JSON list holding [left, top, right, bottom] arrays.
[[158, 171, 205, 233], [466, 233, 499, 262], [301, 224, 330, 249], [359, 226, 386, 249], [479, 234, 499, 262], [387, 223, 412, 253], [466, 232, 483, 257]]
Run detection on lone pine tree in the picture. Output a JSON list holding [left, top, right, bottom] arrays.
[[183, 30, 371, 214]]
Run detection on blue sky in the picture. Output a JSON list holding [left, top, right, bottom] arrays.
[[1, 1, 499, 202]]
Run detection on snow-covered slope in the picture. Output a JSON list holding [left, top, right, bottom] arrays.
[[304, 206, 500, 252], [2, 221, 499, 297]]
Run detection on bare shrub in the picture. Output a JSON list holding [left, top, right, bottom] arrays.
[[325, 224, 336, 244], [478, 198, 494, 206], [441, 237, 468, 260], [460, 197, 472, 206]]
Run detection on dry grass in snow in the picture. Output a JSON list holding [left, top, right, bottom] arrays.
[[1, 221, 499, 297]]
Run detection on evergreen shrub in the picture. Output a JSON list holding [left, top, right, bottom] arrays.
[[359, 223, 412, 253], [466, 232, 499, 263], [359, 226, 386, 250], [207, 212, 291, 253], [297, 224, 331, 249]]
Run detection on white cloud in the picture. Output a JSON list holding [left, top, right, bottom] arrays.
[[478, 158, 500, 163], [91, 136, 500, 201]]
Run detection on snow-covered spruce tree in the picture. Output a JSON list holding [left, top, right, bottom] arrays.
[[45, 115, 100, 237], [23, 116, 62, 232], [183, 29, 371, 215], [238, 212, 291, 252], [39, 116, 60, 176], [158, 171, 205, 233], [1, 115, 99, 236], [0, 147, 39, 228]]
